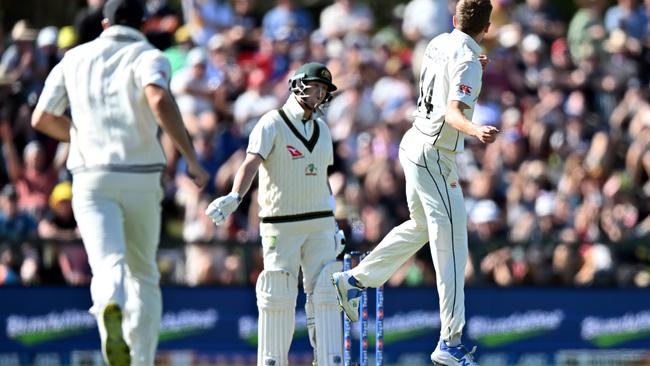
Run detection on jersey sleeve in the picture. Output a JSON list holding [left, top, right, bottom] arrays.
[[247, 114, 277, 160], [36, 61, 69, 116], [448, 60, 482, 107], [136, 50, 172, 90]]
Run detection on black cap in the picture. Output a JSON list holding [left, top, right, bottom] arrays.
[[103, 0, 147, 28]]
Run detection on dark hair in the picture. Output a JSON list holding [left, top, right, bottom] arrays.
[[456, 0, 493, 36], [103, 0, 147, 29]]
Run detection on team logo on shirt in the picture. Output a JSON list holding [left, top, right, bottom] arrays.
[[458, 84, 473, 95], [305, 164, 318, 176], [286, 145, 304, 159]]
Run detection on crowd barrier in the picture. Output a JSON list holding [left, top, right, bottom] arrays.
[[0, 287, 649, 365]]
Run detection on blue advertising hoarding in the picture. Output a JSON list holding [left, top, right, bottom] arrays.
[[1, 287, 649, 365]]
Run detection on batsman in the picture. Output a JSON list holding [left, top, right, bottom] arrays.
[[206, 62, 345, 366]]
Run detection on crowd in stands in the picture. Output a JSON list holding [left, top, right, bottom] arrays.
[[0, 0, 649, 289]]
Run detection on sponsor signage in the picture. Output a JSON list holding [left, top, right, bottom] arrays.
[[1, 287, 649, 364]]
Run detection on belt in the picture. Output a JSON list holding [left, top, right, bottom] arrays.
[[261, 210, 333, 224]]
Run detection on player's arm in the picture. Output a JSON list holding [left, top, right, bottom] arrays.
[[144, 84, 208, 188], [231, 153, 263, 198], [31, 110, 72, 142], [31, 62, 72, 142], [446, 100, 498, 144], [446, 60, 498, 144], [206, 113, 274, 225], [204, 153, 261, 225]]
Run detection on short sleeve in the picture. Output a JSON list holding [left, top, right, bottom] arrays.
[[36, 62, 69, 116], [247, 114, 277, 159], [136, 50, 172, 89], [448, 60, 482, 107]]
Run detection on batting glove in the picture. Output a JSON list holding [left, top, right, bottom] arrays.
[[335, 226, 346, 255], [205, 192, 241, 226]]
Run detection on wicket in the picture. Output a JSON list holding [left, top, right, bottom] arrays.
[[343, 251, 384, 366]]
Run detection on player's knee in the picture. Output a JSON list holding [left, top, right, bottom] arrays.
[[256, 269, 298, 310]]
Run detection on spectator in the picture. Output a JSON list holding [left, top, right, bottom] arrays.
[[320, 0, 374, 39], [262, 0, 313, 42], [604, 0, 647, 40], [0, 183, 37, 242], [37, 181, 80, 241], [1, 123, 60, 216], [170, 47, 218, 136]]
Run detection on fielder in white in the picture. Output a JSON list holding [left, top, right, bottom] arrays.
[[332, 1, 497, 365], [31, 0, 209, 365], [206, 62, 345, 366]]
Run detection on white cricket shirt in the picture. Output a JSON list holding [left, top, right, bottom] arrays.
[[412, 29, 483, 153], [247, 95, 334, 223], [36, 26, 170, 174]]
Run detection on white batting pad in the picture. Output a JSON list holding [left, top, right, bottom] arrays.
[[256, 270, 298, 366], [312, 260, 343, 365]]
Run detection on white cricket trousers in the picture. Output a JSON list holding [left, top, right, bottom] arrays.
[[349, 127, 468, 341], [72, 171, 163, 366]]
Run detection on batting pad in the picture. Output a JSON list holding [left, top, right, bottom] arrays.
[[312, 260, 344, 365], [256, 270, 298, 366]]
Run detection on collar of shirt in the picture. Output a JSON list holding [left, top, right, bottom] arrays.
[[282, 95, 312, 125], [451, 29, 482, 56], [99, 25, 147, 43]]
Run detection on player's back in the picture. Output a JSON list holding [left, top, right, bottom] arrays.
[[58, 25, 169, 171], [412, 30, 483, 153]]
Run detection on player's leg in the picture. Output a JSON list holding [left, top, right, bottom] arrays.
[[346, 147, 430, 288], [332, 146, 430, 322], [257, 232, 304, 366], [122, 187, 164, 366], [301, 228, 343, 365], [71, 187, 130, 366], [418, 148, 474, 366]]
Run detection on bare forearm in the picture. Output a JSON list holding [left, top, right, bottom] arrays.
[[31, 110, 71, 141], [231, 154, 262, 197], [146, 86, 196, 163], [445, 106, 477, 138], [1, 139, 21, 181]]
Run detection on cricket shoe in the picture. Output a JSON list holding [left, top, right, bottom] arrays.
[[431, 339, 478, 366], [101, 303, 131, 366], [331, 271, 363, 322]]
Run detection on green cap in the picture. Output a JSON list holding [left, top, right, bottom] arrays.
[[290, 62, 337, 92]]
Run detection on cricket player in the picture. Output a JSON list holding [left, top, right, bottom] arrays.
[[31, 0, 209, 365], [332, 1, 497, 365], [205, 62, 345, 366]]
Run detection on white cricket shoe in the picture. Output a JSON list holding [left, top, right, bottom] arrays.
[[431, 339, 478, 366], [100, 303, 131, 366], [331, 271, 363, 322]]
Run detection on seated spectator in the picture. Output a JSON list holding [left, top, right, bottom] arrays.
[[262, 0, 313, 42], [57, 244, 90, 285], [0, 183, 37, 242], [0, 245, 20, 286], [320, 0, 374, 39], [171, 47, 218, 137], [38, 181, 80, 241], [184, 0, 235, 47]]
